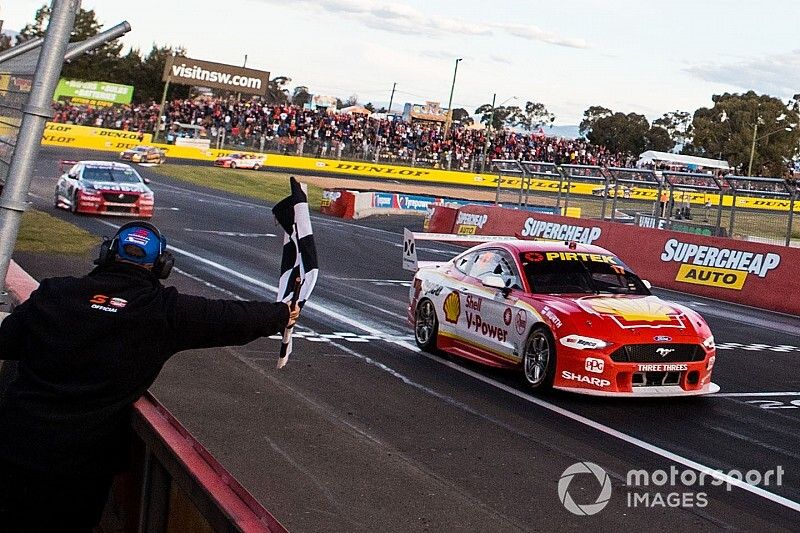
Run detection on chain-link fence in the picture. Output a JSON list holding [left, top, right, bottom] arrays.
[[489, 159, 799, 247], [0, 73, 31, 188]]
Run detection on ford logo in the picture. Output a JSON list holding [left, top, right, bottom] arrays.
[[654, 336, 672, 342]]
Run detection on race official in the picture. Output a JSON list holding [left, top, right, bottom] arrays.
[[0, 221, 299, 531]]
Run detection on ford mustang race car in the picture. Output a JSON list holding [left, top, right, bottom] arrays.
[[54, 160, 154, 218], [119, 145, 166, 164], [404, 231, 718, 397], [213, 153, 263, 170]]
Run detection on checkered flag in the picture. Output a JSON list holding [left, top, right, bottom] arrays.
[[272, 177, 319, 368]]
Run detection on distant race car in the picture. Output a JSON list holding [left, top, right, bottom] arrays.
[[404, 232, 718, 397], [213, 153, 263, 170], [54, 160, 154, 218], [119, 145, 166, 164], [591, 184, 632, 198]]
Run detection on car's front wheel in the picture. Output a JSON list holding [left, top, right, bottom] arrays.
[[522, 326, 556, 390], [414, 298, 439, 353], [70, 191, 79, 213], [230, 162, 237, 169], [53, 188, 60, 209], [253, 164, 260, 171]]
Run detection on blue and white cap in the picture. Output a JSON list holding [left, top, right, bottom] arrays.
[[116, 225, 163, 265]]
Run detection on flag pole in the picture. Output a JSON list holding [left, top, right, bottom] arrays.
[[277, 276, 302, 369]]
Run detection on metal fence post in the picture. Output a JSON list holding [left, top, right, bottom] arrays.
[[715, 189, 724, 236], [0, 0, 79, 292], [787, 191, 797, 247], [729, 190, 738, 237]]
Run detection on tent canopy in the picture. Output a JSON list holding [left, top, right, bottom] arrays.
[[638, 150, 730, 170]]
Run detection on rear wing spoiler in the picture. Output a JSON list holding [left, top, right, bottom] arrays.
[[59, 160, 78, 173], [402, 228, 518, 271]]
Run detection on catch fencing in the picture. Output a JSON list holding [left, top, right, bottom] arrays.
[[491, 159, 799, 247]]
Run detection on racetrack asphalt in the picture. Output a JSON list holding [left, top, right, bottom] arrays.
[[10, 146, 800, 531]]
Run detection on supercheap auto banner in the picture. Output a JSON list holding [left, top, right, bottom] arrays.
[[39, 122, 800, 213], [433, 204, 800, 316]]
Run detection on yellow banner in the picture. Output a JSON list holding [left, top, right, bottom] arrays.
[[675, 264, 747, 290], [37, 121, 800, 213]]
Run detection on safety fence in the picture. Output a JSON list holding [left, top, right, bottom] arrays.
[[490, 160, 800, 247], [0, 73, 32, 187], [425, 204, 800, 316], [0, 261, 286, 533]]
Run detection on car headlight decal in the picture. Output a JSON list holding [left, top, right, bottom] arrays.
[[558, 334, 610, 350]]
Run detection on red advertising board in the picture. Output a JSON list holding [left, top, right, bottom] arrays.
[[429, 205, 800, 316], [320, 189, 355, 218]]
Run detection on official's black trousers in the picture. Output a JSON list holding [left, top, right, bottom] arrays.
[[0, 458, 113, 533]]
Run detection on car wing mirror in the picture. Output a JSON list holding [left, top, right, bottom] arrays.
[[483, 274, 511, 296], [642, 279, 652, 289], [142, 177, 151, 185]]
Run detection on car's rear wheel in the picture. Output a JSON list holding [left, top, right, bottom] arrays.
[[253, 164, 260, 171], [230, 162, 237, 169], [522, 326, 556, 390], [53, 188, 60, 209], [414, 298, 439, 352]]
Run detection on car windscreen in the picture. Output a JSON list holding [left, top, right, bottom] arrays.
[[519, 251, 650, 295], [82, 166, 142, 184]]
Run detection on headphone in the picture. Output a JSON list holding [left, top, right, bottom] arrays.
[[96, 221, 175, 279]]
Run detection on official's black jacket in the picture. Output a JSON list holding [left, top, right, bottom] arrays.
[[0, 263, 289, 477]]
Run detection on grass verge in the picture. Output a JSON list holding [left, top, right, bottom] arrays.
[[16, 209, 98, 254], [153, 165, 323, 209]]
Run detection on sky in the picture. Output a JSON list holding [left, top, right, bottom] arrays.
[[2, 0, 799, 125]]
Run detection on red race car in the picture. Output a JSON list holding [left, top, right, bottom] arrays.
[[404, 231, 718, 397], [54, 160, 154, 218], [213, 153, 263, 170]]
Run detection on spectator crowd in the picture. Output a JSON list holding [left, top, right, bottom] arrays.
[[51, 97, 640, 171]]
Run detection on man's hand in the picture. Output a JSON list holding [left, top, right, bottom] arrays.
[[286, 302, 301, 328]]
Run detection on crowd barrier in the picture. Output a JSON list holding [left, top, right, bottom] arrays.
[[426, 205, 800, 316], [39, 122, 800, 213], [0, 261, 286, 532], [320, 189, 495, 219]]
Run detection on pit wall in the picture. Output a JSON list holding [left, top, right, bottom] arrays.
[[39, 122, 800, 213], [427, 204, 800, 316]]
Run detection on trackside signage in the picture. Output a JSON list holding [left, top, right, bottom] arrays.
[[430, 205, 800, 315], [163, 57, 270, 96], [661, 239, 781, 291]]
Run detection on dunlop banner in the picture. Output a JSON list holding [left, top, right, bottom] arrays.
[[38, 121, 800, 214], [431, 204, 800, 315]]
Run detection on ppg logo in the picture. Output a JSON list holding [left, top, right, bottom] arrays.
[[584, 357, 605, 374]]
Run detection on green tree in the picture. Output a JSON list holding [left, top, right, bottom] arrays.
[[451, 108, 473, 126], [20, 5, 123, 82], [587, 112, 651, 154], [0, 33, 12, 52], [342, 93, 359, 107], [686, 91, 800, 176], [644, 126, 674, 152], [264, 76, 291, 103], [653, 110, 693, 149], [513, 101, 555, 131], [475, 103, 516, 130], [291, 86, 312, 106], [579, 105, 612, 136]]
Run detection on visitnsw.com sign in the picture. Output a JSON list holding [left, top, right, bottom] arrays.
[[163, 56, 270, 96]]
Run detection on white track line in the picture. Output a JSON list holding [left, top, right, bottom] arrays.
[[148, 236, 800, 514]]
